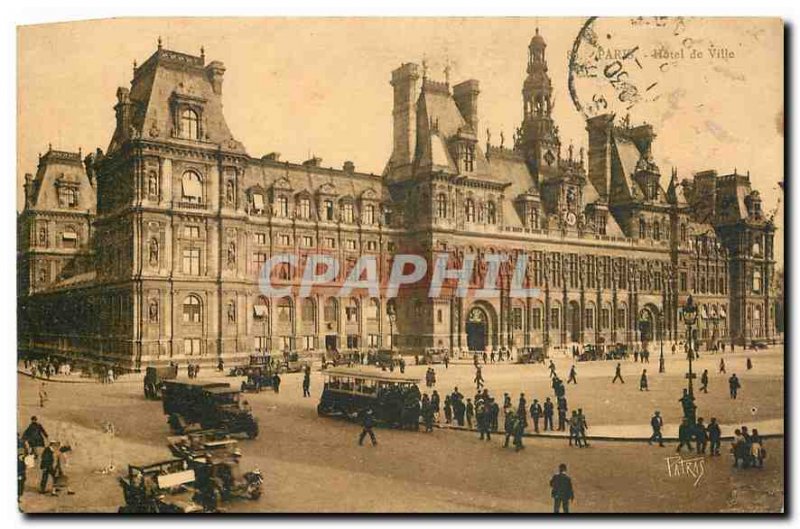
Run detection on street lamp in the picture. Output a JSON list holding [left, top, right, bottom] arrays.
[[658, 312, 665, 373], [387, 302, 396, 352], [681, 295, 699, 423]]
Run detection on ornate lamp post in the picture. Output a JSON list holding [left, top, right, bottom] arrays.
[[658, 312, 665, 373], [681, 296, 699, 423], [387, 303, 396, 352]]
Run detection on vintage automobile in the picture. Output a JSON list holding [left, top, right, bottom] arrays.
[[416, 348, 447, 365], [118, 459, 203, 513], [750, 340, 769, 350], [516, 347, 546, 364], [322, 349, 361, 369], [317, 367, 421, 429], [605, 343, 628, 360], [167, 435, 263, 505], [239, 367, 275, 393], [371, 349, 403, 370], [275, 350, 310, 373], [143, 365, 179, 400], [162, 381, 259, 439], [228, 354, 273, 377]]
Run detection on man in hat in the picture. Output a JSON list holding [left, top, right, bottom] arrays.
[[530, 399, 543, 433], [649, 411, 664, 447], [358, 408, 377, 446], [612, 363, 624, 384], [729, 373, 741, 399], [550, 463, 575, 513], [567, 365, 577, 385], [39, 441, 58, 494], [22, 416, 48, 460], [543, 397, 554, 431], [639, 369, 649, 391]]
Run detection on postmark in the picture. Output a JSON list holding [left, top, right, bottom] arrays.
[[568, 17, 702, 119]]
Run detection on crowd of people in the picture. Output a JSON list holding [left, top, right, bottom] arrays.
[[19, 416, 74, 501]]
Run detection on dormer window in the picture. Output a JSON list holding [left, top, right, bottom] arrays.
[[252, 193, 265, 214], [57, 186, 79, 208], [298, 197, 311, 219], [487, 202, 497, 224], [436, 194, 447, 219], [464, 144, 475, 172], [180, 108, 200, 140], [275, 196, 289, 217], [362, 204, 375, 225], [465, 199, 476, 223], [342, 202, 354, 223]]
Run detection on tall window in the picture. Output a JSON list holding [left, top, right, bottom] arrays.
[[277, 297, 293, 323], [181, 171, 202, 203], [345, 298, 359, 323], [436, 194, 447, 219], [301, 298, 315, 323], [680, 224, 687, 242], [324, 298, 337, 322], [639, 218, 647, 238], [323, 200, 335, 221], [464, 144, 475, 172], [184, 338, 201, 355], [180, 108, 200, 140], [465, 199, 476, 222], [585, 308, 594, 329], [342, 203, 354, 223], [367, 298, 380, 321], [487, 202, 497, 224], [601, 308, 610, 329], [298, 197, 311, 219], [550, 308, 560, 329], [183, 295, 202, 323], [182, 248, 200, 275], [512, 307, 523, 330], [617, 308, 626, 329], [753, 270, 762, 293], [653, 221, 661, 241], [275, 196, 289, 217], [363, 204, 375, 225], [532, 308, 542, 330], [253, 296, 268, 320]]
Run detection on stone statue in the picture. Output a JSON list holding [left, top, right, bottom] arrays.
[[227, 241, 236, 266], [38, 227, 47, 245], [227, 301, 236, 323], [149, 300, 159, 323], [149, 238, 159, 266]]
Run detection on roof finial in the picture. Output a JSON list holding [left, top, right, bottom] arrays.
[[536, 27, 540, 36], [421, 55, 428, 80], [200, 46, 205, 61], [157, 36, 163, 50], [133, 59, 137, 73], [443, 56, 451, 85]]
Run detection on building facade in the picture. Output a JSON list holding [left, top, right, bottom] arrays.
[[18, 32, 778, 369]]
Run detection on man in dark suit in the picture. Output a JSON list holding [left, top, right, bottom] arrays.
[[530, 399, 543, 433], [543, 397, 554, 431], [358, 409, 377, 446], [648, 411, 664, 447], [550, 463, 574, 513], [39, 442, 57, 494]]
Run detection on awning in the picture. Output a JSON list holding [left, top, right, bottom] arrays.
[[252, 193, 265, 211], [253, 304, 268, 317], [62, 231, 78, 240], [182, 176, 202, 198]]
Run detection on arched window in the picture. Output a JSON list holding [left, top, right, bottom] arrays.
[[436, 194, 447, 219], [277, 297, 293, 323], [324, 297, 338, 322], [301, 298, 315, 323], [298, 197, 311, 219], [183, 295, 202, 323], [465, 199, 476, 223], [341, 202, 354, 223], [753, 270, 762, 293], [180, 108, 200, 140], [367, 298, 380, 321], [181, 170, 203, 203], [487, 202, 497, 224], [253, 296, 269, 320]]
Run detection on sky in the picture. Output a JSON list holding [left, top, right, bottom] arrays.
[[17, 17, 784, 261]]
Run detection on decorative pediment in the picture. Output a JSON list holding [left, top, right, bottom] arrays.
[[317, 182, 337, 196], [360, 187, 378, 202], [272, 176, 293, 192]]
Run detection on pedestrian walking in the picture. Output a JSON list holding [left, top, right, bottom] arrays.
[[22, 416, 48, 460], [567, 365, 577, 384], [517, 393, 528, 429], [358, 409, 377, 446], [530, 399, 542, 433], [707, 418, 721, 455], [431, 390, 441, 422], [729, 373, 741, 399], [639, 369, 649, 391], [694, 418, 708, 454], [746, 357, 753, 371], [443, 354, 449, 369], [556, 396, 568, 431], [302, 371, 311, 398], [700, 369, 709, 393], [550, 464, 575, 513], [750, 428, 765, 468], [719, 358, 726, 374], [272, 372, 281, 394], [444, 395, 453, 424], [543, 397, 554, 431], [39, 441, 58, 494], [477, 399, 491, 441], [634, 350, 639, 363], [466, 398, 474, 429], [612, 363, 624, 384], [649, 411, 664, 447], [490, 398, 500, 432], [548, 360, 557, 379], [474, 366, 484, 390], [676, 418, 694, 453], [422, 395, 434, 433], [568, 411, 580, 447], [503, 409, 517, 448], [576, 408, 589, 447]]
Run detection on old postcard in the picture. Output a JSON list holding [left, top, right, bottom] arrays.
[[16, 17, 784, 513]]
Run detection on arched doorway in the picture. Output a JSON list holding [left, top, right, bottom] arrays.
[[466, 303, 496, 352], [638, 304, 659, 347], [568, 301, 581, 343]]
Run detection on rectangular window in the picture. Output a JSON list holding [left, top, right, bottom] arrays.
[[346, 240, 357, 251], [346, 306, 358, 323], [252, 193, 265, 213], [368, 334, 381, 347], [550, 308, 560, 329], [324, 237, 336, 249], [464, 144, 475, 172], [363, 205, 375, 225], [277, 305, 292, 323], [182, 248, 200, 275], [324, 200, 335, 221], [184, 225, 201, 238], [601, 308, 610, 329], [585, 308, 594, 330], [302, 336, 316, 350], [366, 240, 377, 251], [301, 235, 314, 248], [512, 308, 524, 331], [680, 272, 688, 292], [253, 252, 268, 273], [255, 233, 267, 245], [184, 338, 201, 356], [255, 336, 269, 352], [617, 309, 626, 329], [532, 308, 542, 330], [387, 242, 395, 252], [62, 231, 78, 248], [278, 234, 291, 246], [342, 203, 354, 223]]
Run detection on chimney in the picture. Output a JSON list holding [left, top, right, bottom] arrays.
[[585, 113, 615, 201], [206, 60, 226, 95], [390, 63, 421, 171], [24, 173, 33, 207], [262, 152, 281, 162], [453, 80, 480, 134], [302, 157, 322, 167], [343, 161, 355, 173], [114, 87, 132, 136]]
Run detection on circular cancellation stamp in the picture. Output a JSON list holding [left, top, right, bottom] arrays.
[[568, 17, 701, 119]]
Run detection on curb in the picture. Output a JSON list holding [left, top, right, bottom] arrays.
[[17, 370, 140, 385], [435, 423, 784, 442]]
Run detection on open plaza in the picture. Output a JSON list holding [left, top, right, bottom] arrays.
[[17, 345, 784, 513]]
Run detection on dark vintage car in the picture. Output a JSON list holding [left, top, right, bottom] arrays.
[[322, 349, 361, 369], [276, 350, 311, 373], [118, 459, 203, 513], [239, 366, 275, 393], [372, 349, 403, 370], [605, 343, 628, 360], [143, 365, 179, 400], [516, 347, 546, 364], [317, 367, 422, 429], [228, 354, 273, 377], [750, 340, 769, 350], [162, 381, 259, 439]]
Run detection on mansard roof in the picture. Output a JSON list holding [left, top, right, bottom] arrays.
[[25, 147, 96, 213]]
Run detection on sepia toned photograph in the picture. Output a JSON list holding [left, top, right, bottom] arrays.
[[16, 16, 784, 514]]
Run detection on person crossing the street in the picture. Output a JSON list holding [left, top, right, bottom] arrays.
[[612, 363, 624, 384]]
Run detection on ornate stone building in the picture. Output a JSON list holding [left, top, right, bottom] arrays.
[[18, 31, 778, 369]]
